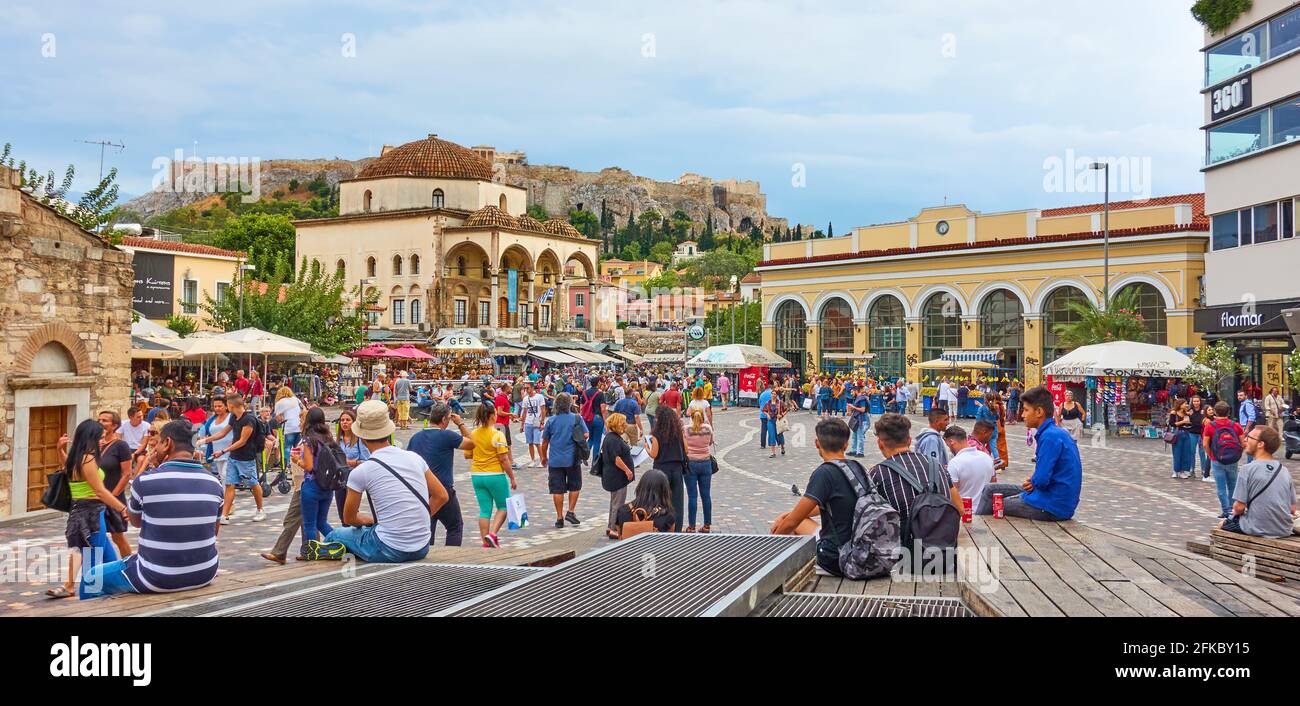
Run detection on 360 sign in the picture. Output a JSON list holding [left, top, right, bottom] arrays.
[[1211, 77, 1251, 121]]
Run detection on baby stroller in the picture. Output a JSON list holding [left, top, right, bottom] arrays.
[[255, 427, 294, 496]]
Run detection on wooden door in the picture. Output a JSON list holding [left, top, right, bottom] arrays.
[[498, 297, 510, 328], [27, 406, 68, 511]]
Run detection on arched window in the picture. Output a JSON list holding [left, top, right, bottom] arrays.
[[393, 254, 403, 276], [819, 298, 853, 373], [363, 189, 373, 212], [410, 298, 422, 325], [869, 296, 906, 381], [1116, 283, 1167, 345], [774, 300, 807, 374], [1042, 286, 1089, 363], [431, 189, 444, 209], [336, 259, 346, 279], [922, 292, 961, 364], [456, 256, 467, 277], [482, 261, 491, 279], [410, 254, 420, 276], [499, 194, 508, 211], [366, 256, 376, 278], [980, 290, 1025, 380]]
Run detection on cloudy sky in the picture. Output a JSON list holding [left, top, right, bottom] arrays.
[[1, 0, 1208, 228]]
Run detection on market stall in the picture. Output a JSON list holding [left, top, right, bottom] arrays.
[[915, 358, 995, 415], [431, 333, 495, 379], [1042, 341, 1204, 437]]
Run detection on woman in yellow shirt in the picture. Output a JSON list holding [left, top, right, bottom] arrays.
[[49, 419, 129, 599], [469, 402, 517, 548]]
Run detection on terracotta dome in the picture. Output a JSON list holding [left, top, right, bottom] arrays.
[[465, 205, 519, 229], [543, 218, 583, 238], [514, 213, 546, 232], [355, 134, 494, 181]]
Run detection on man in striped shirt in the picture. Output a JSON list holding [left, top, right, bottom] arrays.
[[81, 421, 224, 598], [866, 413, 963, 543]]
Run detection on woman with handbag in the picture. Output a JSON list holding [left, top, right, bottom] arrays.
[[683, 408, 715, 533], [765, 393, 788, 458], [48, 420, 130, 599], [1168, 399, 1195, 479], [614, 468, 675, 538], [1056, 390, 1086, 440], [647, 407, 689, 533], [599, 413, 636, 540]]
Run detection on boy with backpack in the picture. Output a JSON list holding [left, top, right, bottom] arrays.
[[1203, 400, 1245, 519]]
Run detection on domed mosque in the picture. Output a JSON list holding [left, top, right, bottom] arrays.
[[294, 134, 608, 347]]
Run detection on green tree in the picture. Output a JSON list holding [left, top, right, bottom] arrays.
[[683, 249, 755, 291], [1, 143, 121, 231], [704, 301, 761, 345], [288, 178, 300, 192], [642, 268, 681, 292], [1050, 288, 1149, 349], [828, 222, 834, 238], [1186, 341, 1248, 393], [648, 240, 674, 265], [201, 255, 367, 356], [165, 314, 198, 338], [700, 216, 716, 251], [213, 213, 297, 280], [618, 242, 643, 262], [527, 203, 549, 221], [568, 208, 599, 239]]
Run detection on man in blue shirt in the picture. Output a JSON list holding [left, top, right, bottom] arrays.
[[977, 386, 1081, 521], [404, 403, 473, 546], [757, 381, 773, 450], [612, 387, 643, 447], [541, 393, 590, 528]]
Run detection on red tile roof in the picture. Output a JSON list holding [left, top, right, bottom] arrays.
[[120, 236, 245, 258], [758, 221, 1208, 269], [740, 272, 761, 283], [1039, 192, 1204, 218]]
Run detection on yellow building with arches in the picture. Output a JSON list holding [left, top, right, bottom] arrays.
[[294, 134, 611, 343], [756, 194, 1208, 386]]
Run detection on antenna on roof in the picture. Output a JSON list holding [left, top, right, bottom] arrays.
[[75, 139, 125, 181]]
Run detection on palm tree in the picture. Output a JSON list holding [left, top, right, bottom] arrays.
[[1052, 288, 1149, 349]]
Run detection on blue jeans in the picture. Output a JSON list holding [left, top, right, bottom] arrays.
[[589, 416, 605, 458], [282, 431, 301, 468], [300, 477, 335, 549], [78, 558, 138, 599], [767, 418, 784, 448], [1172, 431, 1195, 473], [325, 525, 429, 563], [685, 459, 713, 527], [1210, 461, 1239, 517], [1197, 444, 1210, 477], [851, 423, 866, 455]]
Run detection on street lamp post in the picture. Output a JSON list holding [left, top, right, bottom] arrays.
[[1090, 162, 1111, 309], [237, 262, 256, 328], [729, 275, 738, 345]]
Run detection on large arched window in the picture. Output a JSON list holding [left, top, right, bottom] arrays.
[[363, 190, 373, 212], [336, 259, 346, 279], [456, 256, 467, 277], [499, 194, 508, 211], [431, 189, 444, 209], [774, 300, 807, 374], [410, 254, 420, 276], [922, 292, 961, 364], [1116, 282, 1167, 345], [366, 256, 376, 278], [819, 298, 854, 373], [392, 254, 403, 276], [869, 296, 906, 382], [410, 297, 422, 325], [980, 290, 1025, 380], [1042, 286, 1089, 363]]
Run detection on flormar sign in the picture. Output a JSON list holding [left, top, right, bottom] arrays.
[[1194, 299, 1300, 336]]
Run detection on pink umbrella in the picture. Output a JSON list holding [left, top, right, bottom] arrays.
[[389, 344, 434, 360], [348, 344, 397, 358]]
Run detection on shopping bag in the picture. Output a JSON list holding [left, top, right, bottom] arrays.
[[631, 444, 651, 467], [78, 510, 121, 600], [801, 398, 813, 410], [506, 493, 528, 530]]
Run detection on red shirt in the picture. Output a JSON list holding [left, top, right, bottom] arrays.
[[494, 393, 512, 425], [660, 388, 682, 411], [234, 377, 252, 395], [1202, 418, 1244, 461], [183, 408, 209, 427]]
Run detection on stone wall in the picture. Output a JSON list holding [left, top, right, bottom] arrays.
[[0, 166, 134, 516], [621, 327, 687, 356]]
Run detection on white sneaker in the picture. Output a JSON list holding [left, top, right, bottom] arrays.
[[1201, 475, 1215, 483], [220, 516, 231, 525], [252, 511, 266, 522], [1170, 471, 1179, 478]]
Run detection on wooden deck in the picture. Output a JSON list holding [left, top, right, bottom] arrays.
[[1209, 529, 1300, 582], [794, 516, 1300, 618], [26, 544, 574, 618]]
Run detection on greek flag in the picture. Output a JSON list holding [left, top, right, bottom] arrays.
[[539, 287, 554, 304]]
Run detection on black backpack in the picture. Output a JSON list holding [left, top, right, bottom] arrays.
[[310, 439, 351, 491], [246, 414, 267, 454], [572, 414, 590, 464], [877, 455, 960, 572]]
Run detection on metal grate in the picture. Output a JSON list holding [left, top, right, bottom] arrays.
[[439, 533, 814, 617], [140, 563, 396, 617], [763, 593, 976, 618], [149, 563, 541, 617]]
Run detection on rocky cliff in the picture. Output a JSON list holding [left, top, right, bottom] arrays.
[[122, 156, 786, 236]]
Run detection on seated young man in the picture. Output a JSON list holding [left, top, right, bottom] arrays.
[[977, 386, 1081, 521], [81, 421, 224, 598], [1220, 426, 1297, 539], [309, 400, 449, 563], [769, 418, 865, 577], [944, 425, 995, 515], [866, 414, 963, 545]]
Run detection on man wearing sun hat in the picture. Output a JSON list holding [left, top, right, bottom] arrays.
[[306, 400, 449, 562]]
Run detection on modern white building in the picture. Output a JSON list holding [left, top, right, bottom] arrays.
[[1195, 0, 1300, 395]]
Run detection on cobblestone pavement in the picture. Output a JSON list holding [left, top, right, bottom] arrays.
[[3, 407, 1297, 613]]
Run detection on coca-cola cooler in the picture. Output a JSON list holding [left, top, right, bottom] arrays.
[[738, 366, 768, 402]]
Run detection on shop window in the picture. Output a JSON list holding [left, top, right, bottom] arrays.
[[921, 293, 961, 364], [1116, 283, 1167, 346], [1205, 25, 1264, 87], [1042, 286, 1088, 364], [869, 296, 905, 382]]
